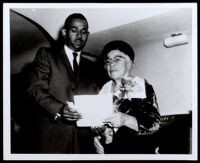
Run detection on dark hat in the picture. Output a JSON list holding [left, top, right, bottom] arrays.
[[101, 40, 135, 62]]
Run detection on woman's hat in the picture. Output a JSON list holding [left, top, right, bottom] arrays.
[[101, 40, 135, 62]]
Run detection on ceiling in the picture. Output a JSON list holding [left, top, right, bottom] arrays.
[[12, 5, 177, 39], [85, 8, 192, 55], [9, 6, 193, 73]]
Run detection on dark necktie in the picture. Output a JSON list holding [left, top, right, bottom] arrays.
[[73, 52, 79, 80]]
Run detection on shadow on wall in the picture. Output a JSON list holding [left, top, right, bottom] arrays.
[[11, 63, 37, 153], [10, 10, 54, 153], [10, 10, 54, 74]]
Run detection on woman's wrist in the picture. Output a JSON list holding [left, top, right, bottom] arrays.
[[123, 114, 139, 131]]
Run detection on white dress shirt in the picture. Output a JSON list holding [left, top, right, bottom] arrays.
[[64, 45, 81, 70]]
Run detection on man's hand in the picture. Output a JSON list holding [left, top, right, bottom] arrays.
[[62, 104, 82, 121], [94, 136, 104, 154]]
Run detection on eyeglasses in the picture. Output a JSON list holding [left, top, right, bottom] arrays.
[[104, 56, 126, 66]]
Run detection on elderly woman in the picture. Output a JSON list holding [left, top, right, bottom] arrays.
[[93, 40, 162, 154]]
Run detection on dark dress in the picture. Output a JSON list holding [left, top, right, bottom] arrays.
[[102, 80, 162, 154]]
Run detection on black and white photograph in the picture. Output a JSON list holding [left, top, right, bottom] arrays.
[[3, 3, 197, 160]]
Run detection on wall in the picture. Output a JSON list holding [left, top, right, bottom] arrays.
[[10, 11, 51, 74], [84, 9, 193, 116], [133, 37, 192, 115]]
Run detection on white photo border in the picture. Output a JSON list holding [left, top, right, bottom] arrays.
[[3, 2, 198, 160]]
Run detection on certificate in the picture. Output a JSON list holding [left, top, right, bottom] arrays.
[[74, 94, 113, 127]]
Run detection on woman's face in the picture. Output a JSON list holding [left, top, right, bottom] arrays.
[[104, 50, 132, 81]]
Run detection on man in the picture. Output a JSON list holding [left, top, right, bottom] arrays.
[[28, 13, 98, 153]]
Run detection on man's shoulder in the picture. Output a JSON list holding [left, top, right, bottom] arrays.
[[38, 46, 60, 54], [36, 46, 63, 59], [36, 47, 53, 56]]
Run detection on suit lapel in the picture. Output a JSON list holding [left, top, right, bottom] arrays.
[[58, 46, 75, 80]]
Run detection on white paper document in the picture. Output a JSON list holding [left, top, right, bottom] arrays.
[[74, 94, 113, 127]]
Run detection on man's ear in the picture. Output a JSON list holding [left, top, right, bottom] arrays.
[[61, 28, 66, 38]]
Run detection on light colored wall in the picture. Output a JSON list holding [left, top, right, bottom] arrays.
[[131, 36, 192, 115]]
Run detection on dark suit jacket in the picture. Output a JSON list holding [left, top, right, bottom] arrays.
[[28, 45, 99, 153]]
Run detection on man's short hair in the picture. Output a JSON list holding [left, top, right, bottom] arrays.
[[64, 13, 88, 29]]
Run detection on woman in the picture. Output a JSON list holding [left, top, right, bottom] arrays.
[[93, 40, 162, 154]]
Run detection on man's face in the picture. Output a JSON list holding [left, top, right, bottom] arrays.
[[65, 18, 89, 52]]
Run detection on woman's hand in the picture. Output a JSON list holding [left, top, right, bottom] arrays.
[[104, 112, 139, 131], [91, 126, 106, 135], [104, 112, 127, 128]]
